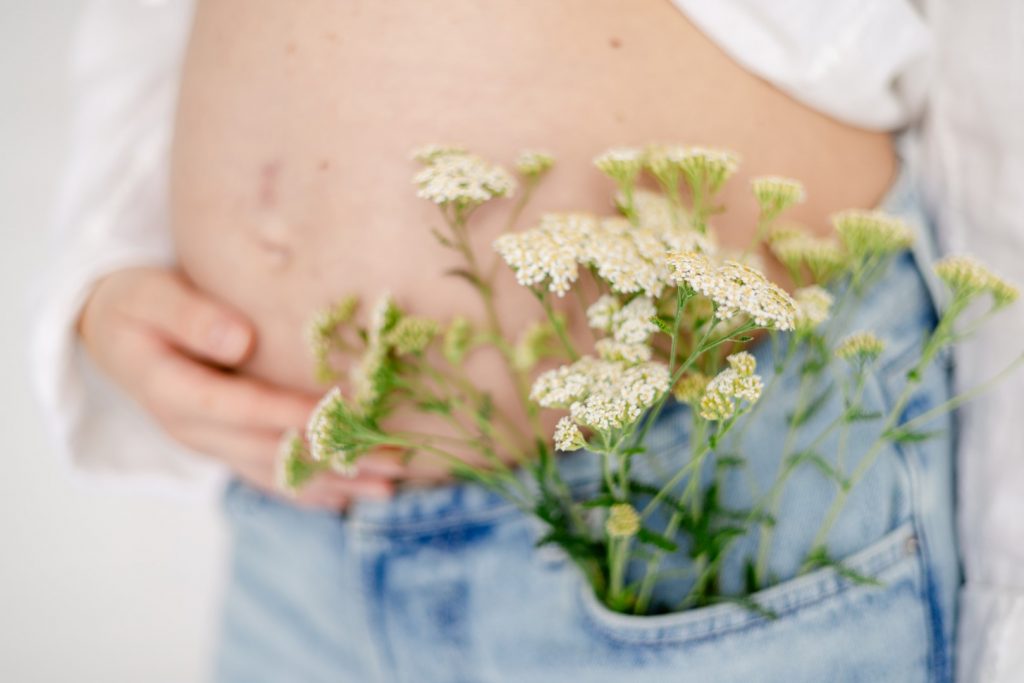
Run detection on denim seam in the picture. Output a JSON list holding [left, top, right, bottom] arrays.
[[875, 354, 951, 682]]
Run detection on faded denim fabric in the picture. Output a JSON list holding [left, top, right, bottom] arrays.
[[214, 166, 959, 683]]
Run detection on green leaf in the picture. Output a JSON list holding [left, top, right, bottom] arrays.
[[886, 428, 943, 443], [417, 398, 452, 415], [637, 527, 680, 552], [652, 315, 675, 334], [715, 455, 747, 470], [844, 409, 882, 423], [430, 227, 455, 248], [445, 267, 484, 290], [787, 451, 849, 489]]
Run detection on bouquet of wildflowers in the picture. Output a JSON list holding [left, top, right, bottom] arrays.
[[280, 144, 1020, 616]]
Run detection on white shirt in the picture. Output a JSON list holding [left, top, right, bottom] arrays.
[[30, 1, 1024, 679]]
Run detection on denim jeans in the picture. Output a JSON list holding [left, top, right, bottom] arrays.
[[214, 166, 958, 682]]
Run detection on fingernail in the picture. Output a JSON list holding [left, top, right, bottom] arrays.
[[208, 320, 249, 360]]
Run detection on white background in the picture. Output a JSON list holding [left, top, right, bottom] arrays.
[[0, 2, 226, 681]]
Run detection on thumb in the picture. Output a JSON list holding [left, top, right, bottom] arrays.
[[121, 270, 255, 366]]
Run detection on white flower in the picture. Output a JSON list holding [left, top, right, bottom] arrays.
[[794, 285, 833, 331], [410, 144, 468, 164], [611, 296, 658, 344], [698, 367, 764, 421], [414, 152, 515, 206], [306, 387, 344, 463], [586, 295, 621, 332], [726, 351, 757, 377], [667, 252, 797, 330], [531, 357, 670, 433], [493, 212, 594, 296], [595, 339, 652, 364], [516, 149, 555, 178], [554, 417, 586, 452]]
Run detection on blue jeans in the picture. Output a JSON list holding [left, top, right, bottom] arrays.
[[214, 166, 958, 682]]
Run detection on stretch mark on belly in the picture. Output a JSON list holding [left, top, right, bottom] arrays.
[[258, 160, 282, 209], [254, 160, 293, 267], [254, 215, 293, 268]]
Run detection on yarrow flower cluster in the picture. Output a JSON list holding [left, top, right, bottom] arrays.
[[349, 294, 400, 409], [554, 416, 586, 452], [593, 148, 645, 185], [934, 255, 1019, 308], [836, 331, 886, 364], [673, 372, 710, 405], [495, 209, 712, 298], [531, 357, 670, 434], [493, 212, 593, 296], [667, 252, 797, 330], [305, 294, 360, 381], [698, 352, 764, 421], [752, 176, 806, 221], [413, 151, 516, 207], [793, 285, 833, 332], [605, 503, 641, 538], [516, 149, 555, 178], [768, 229, 849, 284], [647, 145, 739, 195], [833, 210, 914, 258], [443, 316, 473, 364], [305, 387, 358, 475]]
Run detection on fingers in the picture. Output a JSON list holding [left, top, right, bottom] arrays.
[[116, 269, 255, 367], [234, 456, 398, 512], [143, 349, 319, 432]]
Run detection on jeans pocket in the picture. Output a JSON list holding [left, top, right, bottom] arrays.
[[563, 523, 936, 681]]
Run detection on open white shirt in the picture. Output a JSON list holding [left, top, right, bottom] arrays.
[[29, 1, 1024, 679]]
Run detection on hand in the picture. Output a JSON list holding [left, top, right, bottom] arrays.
[[78, 266, 404, 510]]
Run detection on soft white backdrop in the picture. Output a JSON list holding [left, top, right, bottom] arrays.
[[0, 2, 226, 681]]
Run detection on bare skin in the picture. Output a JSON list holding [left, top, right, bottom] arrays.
[[78, 268, 407, 509], [168, 0, 896, 484]]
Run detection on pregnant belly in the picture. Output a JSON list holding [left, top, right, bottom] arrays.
[[171, 0, 895, 470]]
